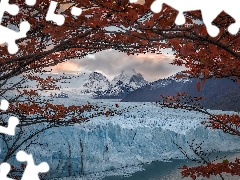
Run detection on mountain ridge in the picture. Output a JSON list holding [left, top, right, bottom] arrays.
[[121, 74, 240, 112], [94, 69, 148, 98], [9, 69, 148, 98], [9, 70, 240, 111]]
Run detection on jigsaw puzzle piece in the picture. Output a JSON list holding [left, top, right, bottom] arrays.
[[150, 0, 240, 37], [201, 8, 220, 37], [0, 100, 19, 135], [16, 151, 49, 180], [71, 6, 82, 16], [0, 99, 9, 111], [129, 0, 138, 3], [46, 1, 65, 26], [0, 21, 30, 54], [225, 10, 240, 35], [46, 1, 83, 25], [0, 162, 13, 180], [0, 0, 35, 54], [0, 0, 19, 24], [150, 0, 194, 25], [0, 116, 19, 136], [25, 0, 37, 6]]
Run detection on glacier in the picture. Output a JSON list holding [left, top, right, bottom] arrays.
[[1, 99, 240, 179]]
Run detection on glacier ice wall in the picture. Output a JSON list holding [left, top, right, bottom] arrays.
[[43, 123, 240, 179], [1, 101, 240, 179]]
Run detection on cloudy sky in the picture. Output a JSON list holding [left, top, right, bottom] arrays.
[[48, 50, 187, 82], [47, 0, 186, 82]]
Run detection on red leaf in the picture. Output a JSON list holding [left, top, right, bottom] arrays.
[[180, 45, 189, 56], [196, 82, 201, 92], [198, 26, 207, 36]]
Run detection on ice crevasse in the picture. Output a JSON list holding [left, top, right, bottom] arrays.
[[2, 104, 240, 179]]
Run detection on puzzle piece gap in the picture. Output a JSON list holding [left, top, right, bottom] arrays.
[[16, 151, 49, 180], [0, 162, 12, 180], [0, 116, 19, 136], [5, 4, 19, 16], [149, 0, 240, 37], [71, 6, 82, 16], [129, 0, 138, 3], [0, 0, 31, 53], [0, 99, 9, 111], [0, 100, 19, 135], [175, 13, 186, 25], [25, 0, 36, 6], [46, 1, 65, 26]]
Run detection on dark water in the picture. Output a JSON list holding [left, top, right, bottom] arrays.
[[103, 151, 240, 180]]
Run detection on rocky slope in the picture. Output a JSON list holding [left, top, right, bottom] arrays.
[[94, 69, 148, 98], [121, 74, 240, 112]]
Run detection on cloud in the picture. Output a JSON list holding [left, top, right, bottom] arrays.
[[49, 50, 186, 82], [43, 0, 186, 81], [49, 60, 80, 72]]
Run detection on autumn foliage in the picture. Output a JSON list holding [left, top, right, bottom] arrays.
[[160, 92, 240, 179], [180, 159, 240, 179], [1, 0, 239, 82], [0, 73, 125, 179]]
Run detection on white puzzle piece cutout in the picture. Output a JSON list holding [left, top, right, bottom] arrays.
[[71, 6, 82, 16], [0, 163, 13, 180], [129, 0, 138, 3], [0, 116, 19, 136], [46, 1, 65, 26], [0, 21, 30, 54], [0, 100, 19, 136], [16, 151, 49, 180], [46, 1, 83, 25], [25, 0, 36, 6], [0, 99, 9, 111], [149, 0, 240, 37], [0, 0, 19, 24], [0, 0, 34, 54]]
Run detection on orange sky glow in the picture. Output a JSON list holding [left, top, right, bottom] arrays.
[[47, 0, 186, 81]]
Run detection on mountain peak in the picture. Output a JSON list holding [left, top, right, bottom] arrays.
[[120, 69, 137, 76], [81, 72, 110, 94], [110, 69, 147, 92], [94, 69, 148, 98], [168, 71, 192, 83], [89, 72, 108, 81], [112, 69, 140, 84]]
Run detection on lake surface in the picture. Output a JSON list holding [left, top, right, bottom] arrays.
[[103, 151, 240, 180]]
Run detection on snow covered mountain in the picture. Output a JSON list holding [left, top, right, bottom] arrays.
[[95, 69, 148, 98], [112, 69, 147, 88], [149, 72, 192, 90], [8, 69, 147, 98], [122, 72, 240, 112], [81, 72, 111, 94]]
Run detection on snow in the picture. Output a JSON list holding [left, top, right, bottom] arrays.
[[111, 69, 147, 87], [150, 72, 192, 90], [4, 72, 240, 179], [1, 97, 238, 179], [111, 69, 138, 85], [81, 72, 111, 94], [7, 70, 148, 98]]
